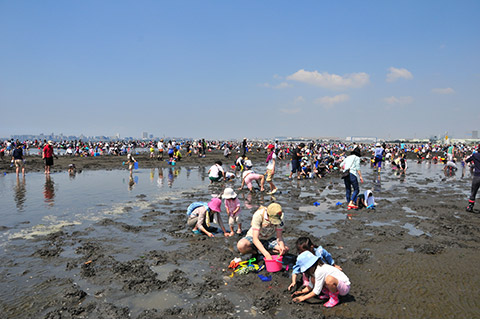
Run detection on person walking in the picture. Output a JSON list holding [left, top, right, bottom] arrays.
[[465, 144, 480, 213], [12, 143, 25, 177], [265, 144, 277, 194]]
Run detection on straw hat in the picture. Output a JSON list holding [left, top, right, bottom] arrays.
[[47, 140, 53, 145], [221, 187, 237, 199], [267, 203, 284, 225]]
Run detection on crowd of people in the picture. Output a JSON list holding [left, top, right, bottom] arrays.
[[2, 136, 480, 307], [183, 140, 480, 308]]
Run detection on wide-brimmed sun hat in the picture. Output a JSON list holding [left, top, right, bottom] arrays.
[[208, 198, 222, 212], [296, 251, 320, 273], [245, 159, 253, 168], [267, 203, 284, 225], [222, 187, 237, 199]]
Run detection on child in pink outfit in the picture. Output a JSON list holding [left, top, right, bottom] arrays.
[[222, 187, 242, 236]]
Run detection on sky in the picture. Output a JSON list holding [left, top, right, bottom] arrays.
[[1, 0, 479, 140]]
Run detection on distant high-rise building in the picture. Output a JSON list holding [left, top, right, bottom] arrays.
[[473, 131, 478, 139], [142, 132, 148, 139]]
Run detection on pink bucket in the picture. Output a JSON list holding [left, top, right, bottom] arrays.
[[264, 255, 283, 272]]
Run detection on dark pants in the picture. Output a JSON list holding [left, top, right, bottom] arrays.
[[291, 159, 301, 173], [469, 175, 480, 204], [344, 173, 359, 203]]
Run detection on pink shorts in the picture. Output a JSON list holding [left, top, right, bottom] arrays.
[[245, 173, 262, 189], [336, 280, 350, 296]]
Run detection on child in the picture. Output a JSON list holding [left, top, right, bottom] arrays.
[[238, 160, 265, 192], [126, 153, 136, 173], [292, 250, 351, 308], [186, 198, 230, 237], [288, 237, 342, 291], [149, 146, 155, 158], [222, 187, 242, 236], [265, 144, 277, 194]]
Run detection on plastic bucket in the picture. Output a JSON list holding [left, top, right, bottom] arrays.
[[264, 255, 283, 272]]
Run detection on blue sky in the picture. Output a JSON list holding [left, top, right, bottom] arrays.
[[1, 0, 479, 140]]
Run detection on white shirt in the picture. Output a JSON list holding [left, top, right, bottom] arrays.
[[209, 164, 224, 178], [266, 153, 276, 170], [310, 264, 351, 295]]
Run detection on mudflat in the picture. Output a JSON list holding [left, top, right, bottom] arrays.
[[1, 151, 479, 318]]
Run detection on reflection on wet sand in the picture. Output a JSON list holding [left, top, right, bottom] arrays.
[[128, 173, 136, 191], [14, 176, 26, 211], [43, 175, 55, 206]]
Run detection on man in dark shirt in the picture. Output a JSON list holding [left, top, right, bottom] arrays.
[[288, 143, 305, 180], [12, 144, 25, 176], [465, 144, 480, 213]]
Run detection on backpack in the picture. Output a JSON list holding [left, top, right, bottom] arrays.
[[186, 202, 208, 216]]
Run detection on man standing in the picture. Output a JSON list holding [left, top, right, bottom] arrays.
[[465, 144, 480, 213], [12, 143, 25, 177], [242, 138, 247, 158], [42, 140, 55, 174], [289, 143, 305, 180]]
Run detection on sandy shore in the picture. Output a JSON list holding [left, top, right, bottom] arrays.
[[1, 150, 479, 318]]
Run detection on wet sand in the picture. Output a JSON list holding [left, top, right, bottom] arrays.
[[1, 151, 479, 318]]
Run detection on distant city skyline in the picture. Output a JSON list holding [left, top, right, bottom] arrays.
[[1, 1, 479, 139], [4, 129, 480, 142]]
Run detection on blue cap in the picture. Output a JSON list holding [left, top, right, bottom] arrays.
[[296, 251, 320, 273]]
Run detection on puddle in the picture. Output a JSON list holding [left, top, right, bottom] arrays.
[[403, 223, 430, 237], [402, 206, 416, 214]]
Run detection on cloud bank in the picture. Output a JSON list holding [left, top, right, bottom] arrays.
[[384, 96, 414, 105], [315, 94, 350, 109], [431, 87, 455, 94], [286, 69, 369, 89], [386, 67, 413, 82]]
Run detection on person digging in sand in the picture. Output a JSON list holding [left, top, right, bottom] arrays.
[[186, 198, 230, 237], [292, 250, 351, 308], [236, 203, 288, 261]]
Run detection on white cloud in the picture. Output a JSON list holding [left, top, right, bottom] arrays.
[[384, 96, 413, 105], [432, 87, 455, 95], [286, 69, 369, 89], [280, 107, 302, 114], [260, 82, 292, 89], [315, 94, 349, 109], [293, 96, 305, 105], [386, 67, 413, 82]]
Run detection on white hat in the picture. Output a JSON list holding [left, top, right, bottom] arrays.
[[245, 159, 253, 167], [222, 187, 237, 199], [376, 143, 381, 147]]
